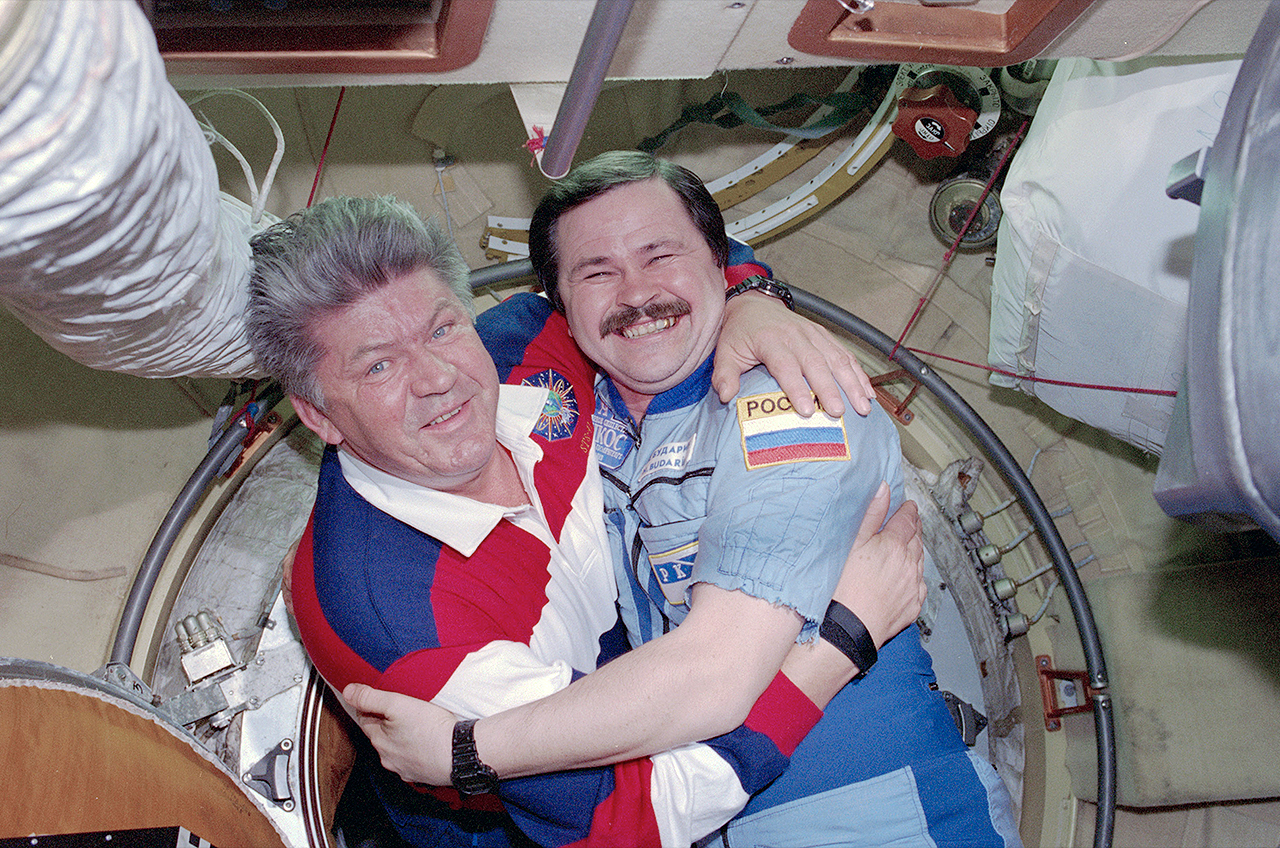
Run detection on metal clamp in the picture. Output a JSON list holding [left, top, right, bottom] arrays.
[[1037, 654, 1096, 731], [870, 369, 921, 424]]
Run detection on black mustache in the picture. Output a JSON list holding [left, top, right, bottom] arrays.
[[599, 300, 691, 338]]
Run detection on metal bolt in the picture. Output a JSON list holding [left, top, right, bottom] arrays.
[[776, 56, 795, 65]]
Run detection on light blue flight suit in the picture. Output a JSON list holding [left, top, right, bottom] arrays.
[[594, 358, 1023, 848]]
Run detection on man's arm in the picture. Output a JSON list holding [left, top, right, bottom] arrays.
[[299, 441, 820, 848], [344, 486, 925, 782]]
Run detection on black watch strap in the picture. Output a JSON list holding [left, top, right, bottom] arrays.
[[451, 718, 500, 796], [819, 600, 878, 679], [725, 274, 795, 311]]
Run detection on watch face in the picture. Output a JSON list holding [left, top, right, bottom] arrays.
[[729, 277, 793, 310]]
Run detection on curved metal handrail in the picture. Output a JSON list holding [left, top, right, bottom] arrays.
[[791, 288, 1115, 848]]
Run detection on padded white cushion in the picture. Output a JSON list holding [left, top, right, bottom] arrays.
[[989, 57, 1241, 454]]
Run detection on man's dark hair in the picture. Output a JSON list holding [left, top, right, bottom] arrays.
[[528, 151, 729, 312]]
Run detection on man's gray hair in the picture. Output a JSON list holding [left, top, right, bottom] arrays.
[[247, 196, 472, 406]]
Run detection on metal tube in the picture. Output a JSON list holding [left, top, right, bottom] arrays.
[[110, 389, 282, 668], [538, 0, 636, 180], [469, 258, 534, 290]]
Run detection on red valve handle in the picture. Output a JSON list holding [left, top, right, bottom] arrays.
[[892, 84, 979, 160]]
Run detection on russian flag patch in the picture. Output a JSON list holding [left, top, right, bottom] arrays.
[[737, 390, 850, 470]]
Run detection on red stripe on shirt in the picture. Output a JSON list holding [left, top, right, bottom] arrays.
[[743, 672, 822, 757], [747, 442, 851, 467]]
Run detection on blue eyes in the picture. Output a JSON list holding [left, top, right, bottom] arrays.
[[363, 324, 453, 376]]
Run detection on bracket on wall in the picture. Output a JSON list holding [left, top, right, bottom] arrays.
[[870, 368, 920, 425], [1037, 653, 1097, 731], [788, 0, 1097, 67]]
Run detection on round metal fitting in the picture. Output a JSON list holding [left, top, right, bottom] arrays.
[[929, 175, 1002, 249], [958, 509, 984, 535], [991, 577, 1017, 601], [1003, 613, 1030, 638], [977, 543, 1002, 567]]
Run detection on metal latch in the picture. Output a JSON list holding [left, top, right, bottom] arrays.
[[870, 369, 920, 425], [1037, 654, 1096, 731]]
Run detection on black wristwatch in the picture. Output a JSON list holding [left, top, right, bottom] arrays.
[[450, 718, 500, 796], [725, 274, 795, 311], [819, 600, 878, 679]]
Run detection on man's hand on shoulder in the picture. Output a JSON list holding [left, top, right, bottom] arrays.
[[714, 291, 874, 418], [779, 483, 925, 707], [837, 482, 926, 650], [343, 683, 457, 786]]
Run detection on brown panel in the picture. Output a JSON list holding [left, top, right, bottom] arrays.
[[0, 682, 285, 847], [157, 0, 495, 76], [788, 0, 1096, 67]]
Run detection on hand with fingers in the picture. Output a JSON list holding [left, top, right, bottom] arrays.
[[714, 290, 874, 418], [342, 682, 457, 786], [833, 482, 927, 651], [779, 482, 927, 706]]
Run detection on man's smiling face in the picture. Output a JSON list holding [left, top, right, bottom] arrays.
[[291, 268, 505, 498], [555, 177, 725, 419]]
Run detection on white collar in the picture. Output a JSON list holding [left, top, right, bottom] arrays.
[[337, 384, 549, 556]]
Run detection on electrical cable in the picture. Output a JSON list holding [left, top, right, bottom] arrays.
[[187, 89, 285, 226], [1101, 0, 1215, 62], [110, 384, 284, 668], [891, 121, 1028, 359], [1028, 578, 1060, 624], [436, 163, 456, 242], [308, 86, 346, 208], [907, 347, 1179, 397]]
